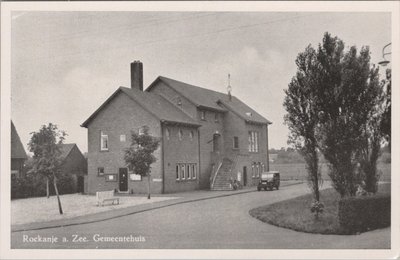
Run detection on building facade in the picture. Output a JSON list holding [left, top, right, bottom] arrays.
[[11, 121, 27, 179], [58, 143, 88, 193], [82, 61, 271, 194]]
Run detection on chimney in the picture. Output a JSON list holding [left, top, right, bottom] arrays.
[[131, 61, 143, 91]]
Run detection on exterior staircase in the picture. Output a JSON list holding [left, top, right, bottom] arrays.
[[211, 158, 234, 191]]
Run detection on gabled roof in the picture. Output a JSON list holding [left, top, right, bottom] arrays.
[[58, 143, 76, 159], [81, 86, 200, 128], [11, 121, 28, 159], [147, 76, 272, 124]]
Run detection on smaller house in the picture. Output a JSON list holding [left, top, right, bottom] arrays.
[[58, 143, 87, 193], [11, 121, 27, 179]]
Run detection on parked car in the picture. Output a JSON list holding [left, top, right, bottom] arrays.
[[257, 171, 280, 191]]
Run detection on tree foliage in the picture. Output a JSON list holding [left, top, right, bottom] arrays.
[[284, 32, 387, 199], [27, 123, 67, 214], [284, 45, 322, 203], [124, 126, 160, 198]]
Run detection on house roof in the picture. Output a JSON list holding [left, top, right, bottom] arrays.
[[147, 76, 272, 125], [81, 87, 200, 128], [58, 143, 76, 159], [11, 121, 28, 159]]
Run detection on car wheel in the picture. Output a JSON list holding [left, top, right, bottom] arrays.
[[276, 185, 279, 190]]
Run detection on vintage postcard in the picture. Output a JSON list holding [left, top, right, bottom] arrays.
[[1, 1, 399, 259]]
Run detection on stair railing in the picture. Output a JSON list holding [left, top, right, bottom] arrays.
[[211, 161, 223, 189]]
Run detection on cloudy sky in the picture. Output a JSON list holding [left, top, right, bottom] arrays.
[[10, 11, 391, 153]]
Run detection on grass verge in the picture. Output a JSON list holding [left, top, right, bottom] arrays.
[[249, 183, 390, 235]]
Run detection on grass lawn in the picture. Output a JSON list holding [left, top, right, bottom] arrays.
[[249, 183, 391, 235]]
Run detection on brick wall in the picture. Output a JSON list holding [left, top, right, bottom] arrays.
[[87, 91, 162, 194], [162, 124, 200, 193]]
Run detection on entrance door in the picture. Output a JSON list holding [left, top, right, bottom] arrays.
[[119, 168, 128, 192], [213, 134, 220, 152], [243, 166, 247, 186]]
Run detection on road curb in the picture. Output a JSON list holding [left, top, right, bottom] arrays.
[[12, 181, 303, 233]]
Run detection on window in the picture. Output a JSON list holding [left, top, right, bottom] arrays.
[[233, 136, 239, 149], [178, 129, 183, 141], [181, 164, 186, 180], [200, 111, 206, 121], [105, 174, 117, 182], [100, 132, 108, 151], [214, 113, 219, 123], [192, 164, 197, 179], [166, 128, 170, 140], [120, 134, 126, 142], [189, 131, 194, 141], [186, 165, 191, 179], [98, 167, 105, 176], [177, 97, 182, 108], [256, 163, 260, 177], [248, 131, 259, 152], [138, 127, 145, 135], [176, 163, 197, 181]]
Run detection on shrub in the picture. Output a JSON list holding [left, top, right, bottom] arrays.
[[338, 194, 390, 234]]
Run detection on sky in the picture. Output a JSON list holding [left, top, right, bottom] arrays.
[[10, 11, 391, 153]]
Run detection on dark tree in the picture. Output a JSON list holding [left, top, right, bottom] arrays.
[[124, 126, 160, 199], [28, 123, 66, 214], [381, 68, 391, 149], [314, 33, 383, 197], [284, 45, 323, 204]]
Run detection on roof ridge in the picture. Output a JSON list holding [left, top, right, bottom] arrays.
[[158, 76, 232, 98]]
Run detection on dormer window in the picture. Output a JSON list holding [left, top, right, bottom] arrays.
[[246, 112, 252, 117], [177, 97, 182, 108], [200, 111, 206, 121]]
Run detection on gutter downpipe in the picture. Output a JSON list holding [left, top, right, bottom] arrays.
[[161, 122, 165, 194]]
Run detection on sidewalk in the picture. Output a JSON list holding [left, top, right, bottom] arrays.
[[11, 181, 303, 232]]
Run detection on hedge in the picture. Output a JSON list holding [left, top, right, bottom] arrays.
[[11, 173, 76, 199], [338, 194, 391, 234]]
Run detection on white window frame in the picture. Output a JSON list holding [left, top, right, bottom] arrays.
[[192, 164, 197, 179], [181, 164, 186, 180], [100, 132, 108, 151], [120, 134, 126, 142]]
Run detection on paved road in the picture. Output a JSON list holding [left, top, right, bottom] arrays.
[[11, 183, 390, 249]]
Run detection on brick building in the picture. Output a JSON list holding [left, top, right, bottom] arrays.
[[58, 143, 87, 193], [11, 121, 28, 179], [82, 61, 271, 194]]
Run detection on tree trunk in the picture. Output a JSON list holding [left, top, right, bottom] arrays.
[[147, 173, 151, 199], [46, 177, 50, 198], [52, 173, 63, 215]]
